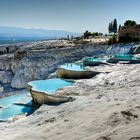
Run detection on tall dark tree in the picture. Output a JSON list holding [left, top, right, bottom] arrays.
[[108, 19, 117, 34], [118, 24, 121, 31], [108, 22, 112, 33], [113, 19, 117, 33]]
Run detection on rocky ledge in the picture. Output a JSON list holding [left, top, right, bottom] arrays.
[[1, 63, 140, 140], [0, 40, 109, 91], [0, 40, 139, 92]]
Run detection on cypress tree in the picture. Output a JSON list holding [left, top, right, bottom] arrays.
[[113, 19, 117, 33], [108, 19, 118, 34], [108, 22, 112, 33], [118, 24, 121, 31]]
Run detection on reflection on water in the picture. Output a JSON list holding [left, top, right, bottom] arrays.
[[0, 91, 33, 120], [0, 92, 31, 107], [60, 63, 85, 71], [0, 104, 33, 120], [28, 78, 74, 94], [0, 93, 33, 120]]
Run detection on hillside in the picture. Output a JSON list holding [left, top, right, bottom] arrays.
[[0, 26, 80, 44]]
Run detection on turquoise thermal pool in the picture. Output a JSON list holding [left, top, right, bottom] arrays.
[[28, 78, 74, 94], [0, 104, 33, 121], [0, 92, 31, 107], [59, 63, 85, 71]]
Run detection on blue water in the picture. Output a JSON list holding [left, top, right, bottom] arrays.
[[0, 78, 73, 120], [60, 63, 85, 71], [28, 78, 74, 94], [85, 57, 106, 61], [0, 93, 31, 107], [0, 91, 33, 120], [0, 104, 33, 120]]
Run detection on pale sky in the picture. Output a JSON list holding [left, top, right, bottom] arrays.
[[0, 0, 140, 33]]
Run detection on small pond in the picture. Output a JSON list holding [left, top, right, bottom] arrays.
[[59, 63, 85, 71], [0, 69, 75, 120], [0, 92, 31, 107], [113, 54, 139, 60], [28, 78, 74, 94], [0, 104, 34, 121], [84, 57, 106, 62], [0, 90, 33, 121]]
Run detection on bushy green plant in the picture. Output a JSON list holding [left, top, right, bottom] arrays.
[[118, 25, 140, 43], [108, 36, 117, 45], [83, 30, 92, 39], [124, 20, 136, 26]]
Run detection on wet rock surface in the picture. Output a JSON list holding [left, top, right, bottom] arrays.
[[128, 44, 140, 54], [0, 40, 109, 89], [0, 64, 140, 140]]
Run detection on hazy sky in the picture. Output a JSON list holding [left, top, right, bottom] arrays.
[[0, 0, 140, 33]]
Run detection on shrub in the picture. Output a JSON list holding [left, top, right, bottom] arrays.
[[118, 25, 140, 43], [108, 36, 117, 45]]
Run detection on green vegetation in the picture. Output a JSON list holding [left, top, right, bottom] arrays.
[[83, 30, 92, 39], [108, 35, 117, 45], [108, 19, 118, 34], [124, 20, 136, 26], [118, 20, 140, 43], [83, 30, 103, 39], [118, 24, 121, 31], [80, 19, 140, 44]]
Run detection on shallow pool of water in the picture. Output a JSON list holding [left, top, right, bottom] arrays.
[[0, 104, 34, 120], [113, 54, 138, 60], [85, 57, 106, 61], [28, 78, 74, 94], [59, 63, 85, 71], [0, 93, 31, 107]]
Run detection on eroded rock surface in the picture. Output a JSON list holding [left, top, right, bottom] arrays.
[[0, 40, 109, 89], [1, 64, 140, 140]]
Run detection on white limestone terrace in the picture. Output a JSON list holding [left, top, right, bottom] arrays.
[[0, 40, 109, 92], [0, 63, 140, 140], [0, 40, 139, 93], [0, 41, 140, 140]]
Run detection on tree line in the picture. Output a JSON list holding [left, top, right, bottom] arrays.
[[108, 19, 137, 34], [83, 18, 139, 43], [83, 31, 103, 39]]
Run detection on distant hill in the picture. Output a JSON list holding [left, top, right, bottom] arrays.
[[0, 26, 81, 44]]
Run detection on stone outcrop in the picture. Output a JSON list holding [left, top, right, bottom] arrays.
[[0, 40, 134, 90], [1, 64, 140, 140], [0, 43, 29, 55], [128, 44, 140, 54], [0, 71, 13, 84]]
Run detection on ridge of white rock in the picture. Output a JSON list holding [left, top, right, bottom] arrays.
[[0, 40, 108, 89], [0, 40, 139, 90], [1, 64, 140, 140]]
